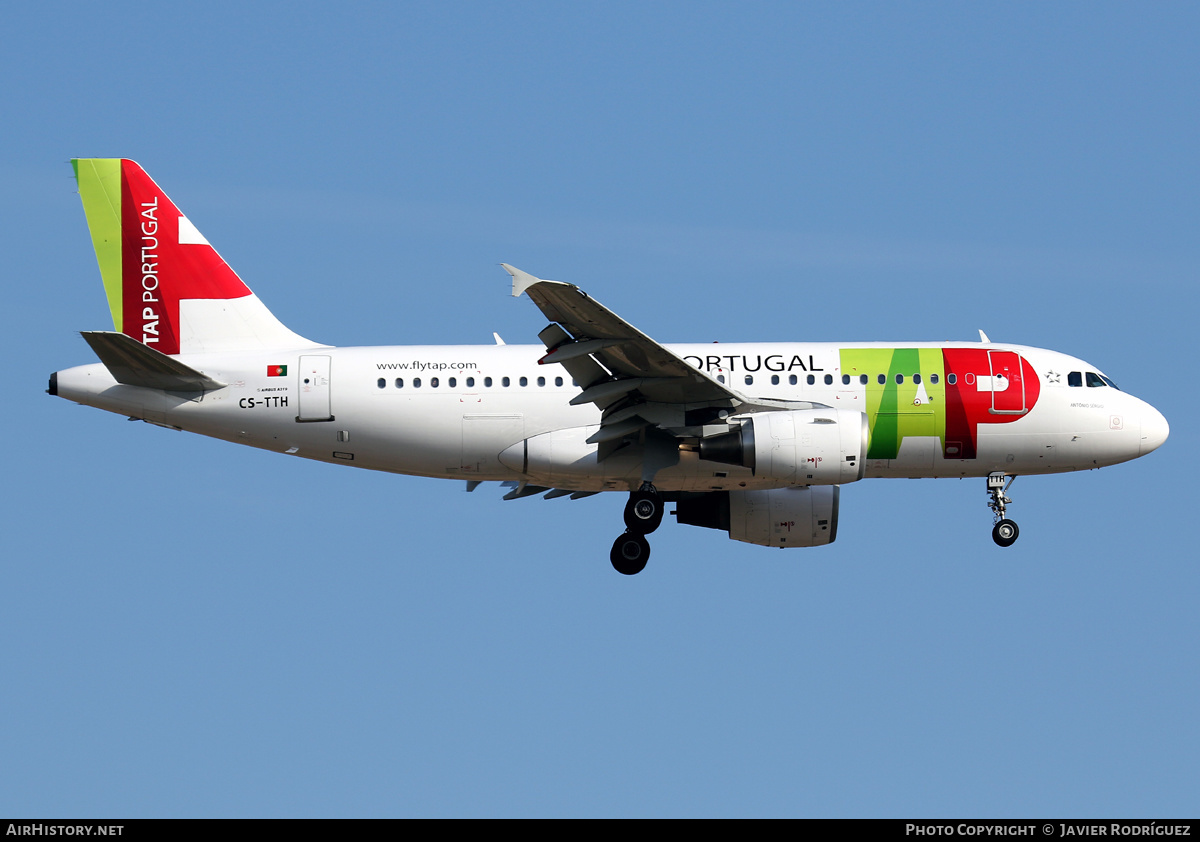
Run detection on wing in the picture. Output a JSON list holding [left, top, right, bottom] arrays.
[[504, 265, 816, 455]]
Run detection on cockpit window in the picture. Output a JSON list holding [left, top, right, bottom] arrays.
[[1068, 371, 1082, 387], [1100, 374, 1120, 390], [1086, 372, 1106, 388]]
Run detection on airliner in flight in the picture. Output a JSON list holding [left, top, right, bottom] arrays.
[[50, 159, 1169, 574]]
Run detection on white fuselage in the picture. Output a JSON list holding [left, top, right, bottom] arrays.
[[52, 340, 1169, 494]]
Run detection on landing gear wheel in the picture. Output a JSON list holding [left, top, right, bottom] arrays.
[[623, 489, 664, 534], [992, 518, 1019, 547], [610, 531, 650, 575], [986, 472, 1019, 547]]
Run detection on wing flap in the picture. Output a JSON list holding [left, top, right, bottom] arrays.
[[537, 323, 609, 392]]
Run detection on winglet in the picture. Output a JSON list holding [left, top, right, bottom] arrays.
[[978, 329, 991, 344], [502, 264, 575, 298], [501, 263, 542, 298]]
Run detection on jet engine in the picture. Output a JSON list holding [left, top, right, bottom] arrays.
[[699, 409, 868, 485], [675, 486, 841, 547]]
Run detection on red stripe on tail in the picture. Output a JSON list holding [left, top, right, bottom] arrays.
[[119, 160, 251, 354]]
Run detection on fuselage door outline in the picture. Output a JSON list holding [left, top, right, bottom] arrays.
[[987, 350, 1028, 416], [297, 355, 335, 422]]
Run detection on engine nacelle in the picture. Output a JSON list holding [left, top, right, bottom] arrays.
[[676, 486, 841, 547], [699, 409, 868, 485]]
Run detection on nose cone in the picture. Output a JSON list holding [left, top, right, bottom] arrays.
[[1140, 405, 1169, 456]]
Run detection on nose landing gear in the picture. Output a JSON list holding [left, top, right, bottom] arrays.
[[610, 483, 663, 575], [987, 472, 1019, 547]]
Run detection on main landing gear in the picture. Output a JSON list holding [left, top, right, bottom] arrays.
[[610, 483, 663, 575], [987, 472, 1020, 547]]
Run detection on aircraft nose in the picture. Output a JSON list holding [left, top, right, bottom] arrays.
[[1140, 404, 1169, 456]]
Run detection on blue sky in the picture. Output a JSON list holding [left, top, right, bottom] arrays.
[[3, 1, 1196, 817]]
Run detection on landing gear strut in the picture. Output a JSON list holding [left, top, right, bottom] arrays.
[[611, 483, 662, 574], [987, 472, 1019, 547]]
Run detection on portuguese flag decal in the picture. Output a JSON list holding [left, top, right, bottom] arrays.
[[268, 365, 287, 377]]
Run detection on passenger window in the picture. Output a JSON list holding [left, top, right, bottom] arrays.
[[449, 377, 456, 388], [770, 375, 779, 385], [859, 374, 868, 385], [930, 374, 938, 384], [1086, 372, 1106, 388], [537, 376, 545, 387], [805, 375, 813, 385], [1068, 371, 1082, 387], [877, 374, 886, 385], [745, 375, 754, 385], [484, 377, 493, 387], [824, 374, 833, 385], [841, 374, 851, 385], [913, 374, 921, 384], [555, 376, 564, 386], [717, 374, 726, 384], [896, 374, 904, 384], [519, 376, 528, 387], [502, 377, 510, 387], [395, 378, 404, 388], [466, 377, 475, 388], [430, 377, 439, 388], [947, 374, 957, 385], [413, 378, 421, 388], [377, 378, 385, 389]]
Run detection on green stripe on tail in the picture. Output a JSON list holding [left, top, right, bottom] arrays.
[[72, 158, 124, 333]]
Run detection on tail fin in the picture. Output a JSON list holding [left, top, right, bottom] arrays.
[[71, 159, 320, 355]]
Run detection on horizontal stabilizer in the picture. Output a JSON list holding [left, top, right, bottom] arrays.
[[81, 331, 226, 392]]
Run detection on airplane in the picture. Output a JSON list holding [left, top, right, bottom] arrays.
[[49, 159, 1170, 575]]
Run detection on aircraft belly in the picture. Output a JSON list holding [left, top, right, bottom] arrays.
[[504, 426, 767, 492], [461, 413, 526, 479]]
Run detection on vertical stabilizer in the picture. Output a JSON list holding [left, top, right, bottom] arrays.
[[72, 159, 320, 354]]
